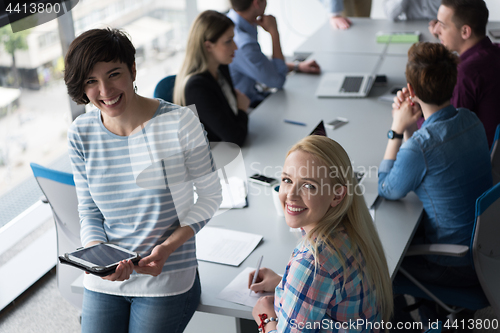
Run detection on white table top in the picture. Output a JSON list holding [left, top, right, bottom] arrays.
[[295, 18, 436, 56], [196, 50, 423, 319]]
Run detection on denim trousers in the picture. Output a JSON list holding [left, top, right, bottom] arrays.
[[81, 273, 201, 333]]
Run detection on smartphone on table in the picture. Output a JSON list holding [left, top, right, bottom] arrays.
[[326, 117, 349, 130], [249, 174, 278, 186]]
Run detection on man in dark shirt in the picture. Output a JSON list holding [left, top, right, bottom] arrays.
[[433, 0, 500, 147]]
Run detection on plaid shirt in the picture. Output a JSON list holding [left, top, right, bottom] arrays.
[[270, 227, 380, 332]]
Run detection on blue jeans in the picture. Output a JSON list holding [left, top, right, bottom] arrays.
[[81, 272, 201, 333]]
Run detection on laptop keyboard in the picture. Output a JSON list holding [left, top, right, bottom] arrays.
[[340, 76, 364, 93]]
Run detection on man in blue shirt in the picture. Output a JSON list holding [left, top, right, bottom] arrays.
[[379, 42, 492, 325], [379, 41, 491, 277], [228, 0, 321, 107]]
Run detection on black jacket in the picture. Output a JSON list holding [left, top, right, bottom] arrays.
[[185, 65, 248, 146]]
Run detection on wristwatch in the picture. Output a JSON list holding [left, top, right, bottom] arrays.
[[293, 60, 300, 72], [387, 130, 403, 140]]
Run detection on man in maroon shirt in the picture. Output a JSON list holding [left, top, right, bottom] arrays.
[[433, 0, 500, 147]]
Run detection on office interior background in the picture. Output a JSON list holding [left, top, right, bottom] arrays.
[[0, 0, 499, 332]]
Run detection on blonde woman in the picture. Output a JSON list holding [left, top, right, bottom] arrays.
[[173, 10, 250, 146], [249, 135, 393, 332]]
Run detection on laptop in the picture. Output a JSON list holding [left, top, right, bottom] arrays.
[[309, 120, 327, 137], [315, 73, 375, 98]]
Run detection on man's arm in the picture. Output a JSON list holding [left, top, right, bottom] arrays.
[[379, 99, 425, 199], [256, 14, 284, 62], [233, 14, 288, 89], [384, 0, 408, 21], [318, 0, 352, 29]]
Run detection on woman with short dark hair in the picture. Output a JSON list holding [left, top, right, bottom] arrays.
[[64, 28, 222, 333]]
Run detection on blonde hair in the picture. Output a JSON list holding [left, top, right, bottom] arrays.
[[173, 10, 235, 106], [287, 135, 393, 324]]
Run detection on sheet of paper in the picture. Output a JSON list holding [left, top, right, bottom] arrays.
[[219, 177, 247, 209], [218, 267, 274, 307], [196, 227, 263, 266], [194, 177, 247, 214]]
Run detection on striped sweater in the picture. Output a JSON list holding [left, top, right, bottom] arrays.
[[67, 100, 221, 294]]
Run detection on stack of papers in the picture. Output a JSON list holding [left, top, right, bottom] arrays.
[[196, 227, 263, 266]]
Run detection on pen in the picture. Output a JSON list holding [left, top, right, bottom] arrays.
[[249, 255, 264, 296], [284, 119, 307, 126]]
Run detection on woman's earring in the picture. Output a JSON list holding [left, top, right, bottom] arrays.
[[134, 83, 138, 93], [409, 96, 415, 107]]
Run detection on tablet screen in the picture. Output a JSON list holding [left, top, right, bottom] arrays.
[[71, 244, 135, 267]]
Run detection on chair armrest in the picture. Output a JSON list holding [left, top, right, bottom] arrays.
[[405, 244, 469, 257]]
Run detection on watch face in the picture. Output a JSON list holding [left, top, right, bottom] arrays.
[[387, 130, 403, 139]]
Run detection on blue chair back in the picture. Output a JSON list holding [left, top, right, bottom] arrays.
[[31, 162, 75, 186], [153, 75, 176, 103], [30, 163, 83, 310], [491, 124, 500, 185], [393, 185, 500, 313], [424, 321, 442, 333]]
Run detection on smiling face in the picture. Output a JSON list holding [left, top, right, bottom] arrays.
[[206, 27, 237, 66], [84, 61, 136, 120], [434, 5, 464, 54], [279, 150, 345, 233]]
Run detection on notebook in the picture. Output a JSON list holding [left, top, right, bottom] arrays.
[[315, 73, 375, 98]]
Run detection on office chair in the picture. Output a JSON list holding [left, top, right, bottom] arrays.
[[30, 163, 83, 310], [491, 124, 500, 185], [153, 74, 176, 103], [394, 182, 500, 320]]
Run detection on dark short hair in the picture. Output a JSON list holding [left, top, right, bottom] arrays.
[[405, 42, 460, 106], [441, 0, 489, 37], [230, 0, 253, 12], [64, 28, 136, 105]]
